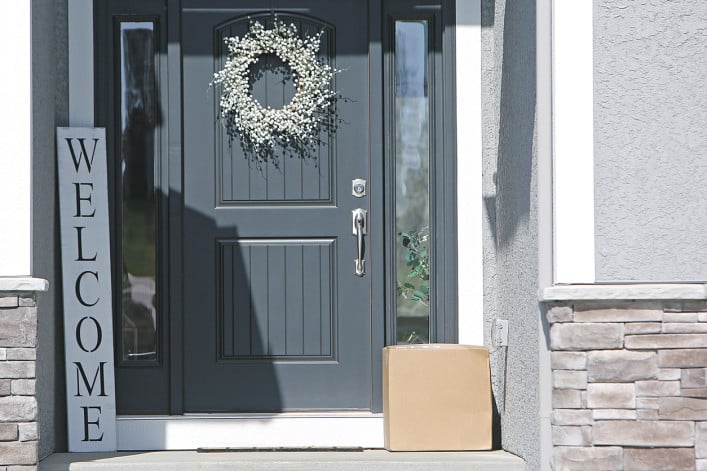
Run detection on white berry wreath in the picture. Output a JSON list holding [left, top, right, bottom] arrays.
[[212, 21, 338, 156]]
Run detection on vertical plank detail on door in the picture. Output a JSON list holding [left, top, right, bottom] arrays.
[[285, 245, 305, 355], [267, 244, 286, 355], [218, 239, 335, 360], [233, 243, 252, 356]]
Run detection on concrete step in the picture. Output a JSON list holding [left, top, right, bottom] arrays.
[[40, 450, 525, 471]]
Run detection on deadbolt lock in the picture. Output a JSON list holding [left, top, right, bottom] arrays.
[[352, 179, 367, 198]]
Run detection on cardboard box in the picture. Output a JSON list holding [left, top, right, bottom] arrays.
[[382, 344, 492, 451]]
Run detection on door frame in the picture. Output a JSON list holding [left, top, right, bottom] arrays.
[[81, 0, 476, 449]]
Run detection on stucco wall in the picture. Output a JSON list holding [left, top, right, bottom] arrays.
[[33, 0, 69, 458], [594, 0, 707, 282], [482, 0, 541, 468]]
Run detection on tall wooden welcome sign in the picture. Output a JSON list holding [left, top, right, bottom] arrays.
[[57, 128, 117, 451]]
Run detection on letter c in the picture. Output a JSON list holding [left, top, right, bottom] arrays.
[[75, 271, 100, 307]]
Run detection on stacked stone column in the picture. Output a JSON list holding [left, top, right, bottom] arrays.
[[0, 292, 39, 470], [546, 300, 707, 471]]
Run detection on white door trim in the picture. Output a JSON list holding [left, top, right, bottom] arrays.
[[117, 413, 384, 450], [455, 0, 483, 346]]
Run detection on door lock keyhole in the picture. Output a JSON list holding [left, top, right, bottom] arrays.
[[352, 179, 367, 198]]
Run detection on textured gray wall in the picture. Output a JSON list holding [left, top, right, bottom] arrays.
[[482, 0, 540, 468], [32, 0, 69, 458], [594, 0, 707, 282]]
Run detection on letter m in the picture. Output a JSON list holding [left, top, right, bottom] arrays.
[[65, 138, 99, 172], [73, 361, 108, 397]]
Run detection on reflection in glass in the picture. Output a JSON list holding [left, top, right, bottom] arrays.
[[394, 21, 430, 343], [119, 22, 158, 361]]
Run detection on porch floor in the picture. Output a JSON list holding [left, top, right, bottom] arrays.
[[40, 450, 525, 470]]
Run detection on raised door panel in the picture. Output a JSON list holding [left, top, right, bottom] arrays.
[[219, 239, 335, 360]]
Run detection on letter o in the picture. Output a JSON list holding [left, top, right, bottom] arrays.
[[76, 316, 103, 353]]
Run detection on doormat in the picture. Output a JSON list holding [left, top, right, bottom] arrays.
[[197, 447, 364, 453]]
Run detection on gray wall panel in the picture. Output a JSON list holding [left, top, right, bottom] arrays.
[[34, 0, 69, 458], [594, 0, 707, 281], [482, 0, 540, 468]]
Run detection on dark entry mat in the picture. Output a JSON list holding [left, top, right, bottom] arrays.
[[197, 447, 365, 453]]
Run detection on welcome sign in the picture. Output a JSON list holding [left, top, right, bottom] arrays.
[[57, 127, 117, 451]]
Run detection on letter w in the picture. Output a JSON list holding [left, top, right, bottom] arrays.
[[65, 138, 99, 172], [73, 361, 107, 397]]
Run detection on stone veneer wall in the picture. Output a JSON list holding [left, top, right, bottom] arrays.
[[546, 300, 707, 471], [0, 292, 39, 470]]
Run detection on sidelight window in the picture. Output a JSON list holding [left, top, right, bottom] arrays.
[[393, 20, 431, 344], [117, 21, 159, 362]]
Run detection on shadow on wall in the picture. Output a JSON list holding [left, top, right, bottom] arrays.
[[32, 0, 69, 459], [484, 0, 535, 251], [481, 0, 538, 467]]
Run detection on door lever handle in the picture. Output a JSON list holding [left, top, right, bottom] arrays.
[[352, 209, 367, 276]]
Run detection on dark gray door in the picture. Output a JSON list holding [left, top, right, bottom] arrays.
[[181, 1, 376, 411]]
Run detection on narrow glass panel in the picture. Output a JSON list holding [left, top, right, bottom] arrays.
[[119, 22, 158, 361], [394, 21, 430, 344]]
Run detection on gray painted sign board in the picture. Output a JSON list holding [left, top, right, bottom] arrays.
[[57, 127, 117, 451]]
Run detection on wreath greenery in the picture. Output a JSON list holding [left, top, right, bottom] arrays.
[[212, 21, 338, 157]]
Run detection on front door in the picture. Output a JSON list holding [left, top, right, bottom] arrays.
[[181, 1, 378, 411]]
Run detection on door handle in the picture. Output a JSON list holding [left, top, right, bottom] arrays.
[[352, 208, 367, 277]]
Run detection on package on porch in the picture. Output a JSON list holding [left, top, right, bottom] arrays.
[[382, 344, 492, 451]]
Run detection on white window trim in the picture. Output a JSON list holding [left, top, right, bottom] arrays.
[[553, 0, 596, 284]]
